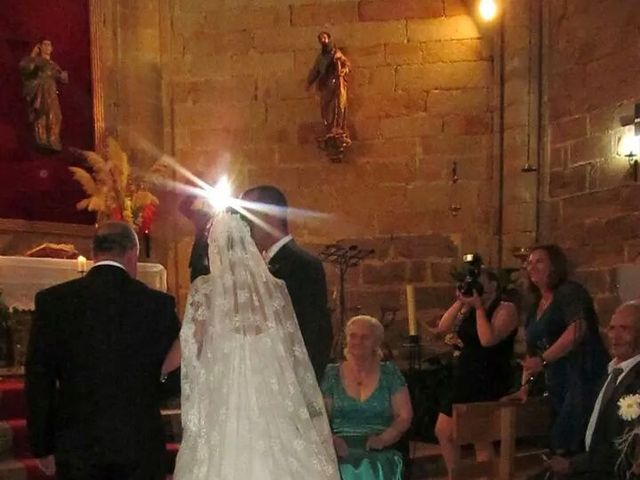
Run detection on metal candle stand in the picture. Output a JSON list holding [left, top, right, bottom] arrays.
[[404, 334, 422, 371], [319, 244, 375, 352]]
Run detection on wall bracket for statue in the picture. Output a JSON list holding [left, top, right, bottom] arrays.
[[306, 31, 352, 162]]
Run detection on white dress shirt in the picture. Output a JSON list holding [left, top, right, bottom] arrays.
[[264, 235, 293, 263], [91, 260, 126, 271], [584, 353, 640, 450]]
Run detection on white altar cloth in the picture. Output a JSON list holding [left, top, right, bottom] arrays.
[[0, 256, 167, 310]]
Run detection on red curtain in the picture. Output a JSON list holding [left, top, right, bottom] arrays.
[[0, 0, 95, 224]]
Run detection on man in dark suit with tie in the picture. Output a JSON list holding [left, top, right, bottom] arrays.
[[547, 301, 640, 479], [241, 185, 333, 381], [179, 194, 212, 282], [25, 221, 180, 480]]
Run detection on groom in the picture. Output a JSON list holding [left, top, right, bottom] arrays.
[[241, 185, 333, 380], [25, 221, 180, 480]]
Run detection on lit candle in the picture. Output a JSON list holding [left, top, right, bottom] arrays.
[[406, 284, 417, 336], [77, 255, 87, 273]]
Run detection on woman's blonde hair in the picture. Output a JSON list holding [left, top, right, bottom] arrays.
[[343, 315, 385, 359]]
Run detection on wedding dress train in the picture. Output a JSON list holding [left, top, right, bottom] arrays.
[[173, 212, 339, 480]]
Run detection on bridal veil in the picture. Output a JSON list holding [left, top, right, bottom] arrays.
[[173, 211, 338, 480]]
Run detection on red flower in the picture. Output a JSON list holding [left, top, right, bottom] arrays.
[[140, 203, 157, 233], [110, 207, 123, 220]]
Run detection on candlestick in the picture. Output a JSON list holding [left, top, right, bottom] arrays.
[[406, 284, 417, 335], [77, 255, 87, 274], [143, 231, 151, 258]]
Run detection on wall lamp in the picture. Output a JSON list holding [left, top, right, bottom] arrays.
[[478, 0, 499, 22], [619, 130, 639, 182], [618, 103, 640, 182]]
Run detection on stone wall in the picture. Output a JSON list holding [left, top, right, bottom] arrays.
[[499, 0, 539, 266], [166, 0, 498, 340], [4, 0, 636, 342], [540, 0, 640, 323]]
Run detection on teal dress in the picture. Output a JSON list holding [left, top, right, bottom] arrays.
[[321, 362, 407, 480]]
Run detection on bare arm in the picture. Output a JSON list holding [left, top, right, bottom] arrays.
[[476, 302, 519, 347], [543, 319, 586, 362], [367, 387, 413, 449], [323, 396, 332, 416], [436, 299, 466, 334], [324, 394, 349, 457], [522, 319, 587, 376]]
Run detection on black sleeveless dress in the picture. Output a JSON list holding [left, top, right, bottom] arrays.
[[441, 299, 517, 416]]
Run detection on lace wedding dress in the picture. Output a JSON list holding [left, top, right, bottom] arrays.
[[173, 212, 339, 480]]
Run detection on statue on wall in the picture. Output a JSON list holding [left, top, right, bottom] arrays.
[[307, 31, 352, 162], [18, 39, 68, 152]]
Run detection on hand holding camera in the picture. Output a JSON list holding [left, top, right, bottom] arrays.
[[457, 289, 483, 310], [457, 253, 485, 299]]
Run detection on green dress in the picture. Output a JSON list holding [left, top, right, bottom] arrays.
[[321, 362, 407, 480]]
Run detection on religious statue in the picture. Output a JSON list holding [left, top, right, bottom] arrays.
[[18, 39, 68, 152], [307, 32, 352, 161]]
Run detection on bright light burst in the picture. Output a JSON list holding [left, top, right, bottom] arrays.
[[619, 129, 640, 157], [205, 175, 234, 211], [131, 136, 331, 233], [478, 0, 498, 21]]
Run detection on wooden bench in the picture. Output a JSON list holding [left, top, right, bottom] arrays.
[[451, 397, 552, 479]]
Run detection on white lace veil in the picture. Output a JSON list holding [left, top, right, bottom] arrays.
[[174, 211, 338, 480]]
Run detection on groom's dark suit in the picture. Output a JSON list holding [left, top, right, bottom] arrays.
[[268, 239, 332, 381], [25, 264, 180, 479], [569, 360, 640, 479]]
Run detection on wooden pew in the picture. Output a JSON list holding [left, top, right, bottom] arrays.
[[450, 397, 552, 479]]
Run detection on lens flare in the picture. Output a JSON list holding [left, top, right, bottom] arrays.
[[204, 175, 234, 211]]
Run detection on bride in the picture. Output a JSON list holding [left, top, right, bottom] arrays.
[[163, 211, 339, 480]]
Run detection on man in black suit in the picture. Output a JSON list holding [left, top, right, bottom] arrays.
[[179, 194, 211, 282], [25, 221, 180, 480], [547, 301, 640, 479], [241, 185, 332, 381]]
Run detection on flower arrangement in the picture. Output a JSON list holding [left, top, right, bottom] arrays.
[[69, 138, 163, 233], [444, 332, 464, 357]]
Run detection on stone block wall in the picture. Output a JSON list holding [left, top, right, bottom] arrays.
[[166, 0, 497, 340], [499, 0, 539, 266], [540, 0, 640, 323]]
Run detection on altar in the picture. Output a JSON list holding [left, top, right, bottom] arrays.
[[0, 255, 167, 310], [0, 256, 168, 368]]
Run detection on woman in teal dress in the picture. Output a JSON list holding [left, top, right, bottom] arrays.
[[321, 315, 413, 480]]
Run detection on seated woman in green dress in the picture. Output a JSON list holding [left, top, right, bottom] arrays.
[[321, 315, 413, 480]]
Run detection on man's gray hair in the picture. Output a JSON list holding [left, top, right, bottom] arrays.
[[617, 300, 640, 319], [93, 221, 139, 257]]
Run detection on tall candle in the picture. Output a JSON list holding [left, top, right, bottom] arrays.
[[77, 255, 87, 273], [406, 284, 417, 336]]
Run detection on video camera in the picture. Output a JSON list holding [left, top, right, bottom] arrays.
[[457, 253, 484, 297]]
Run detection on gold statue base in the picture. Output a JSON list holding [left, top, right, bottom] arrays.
[[317, 130, 351, 162]]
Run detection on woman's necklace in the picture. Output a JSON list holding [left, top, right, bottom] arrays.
[[348, 361, 373, 387], [538, 294, 553, 316]]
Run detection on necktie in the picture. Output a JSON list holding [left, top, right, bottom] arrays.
[[597, 367, 623, 416]]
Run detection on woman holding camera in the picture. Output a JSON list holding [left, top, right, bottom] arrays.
[[434, 268, 519, 478]]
